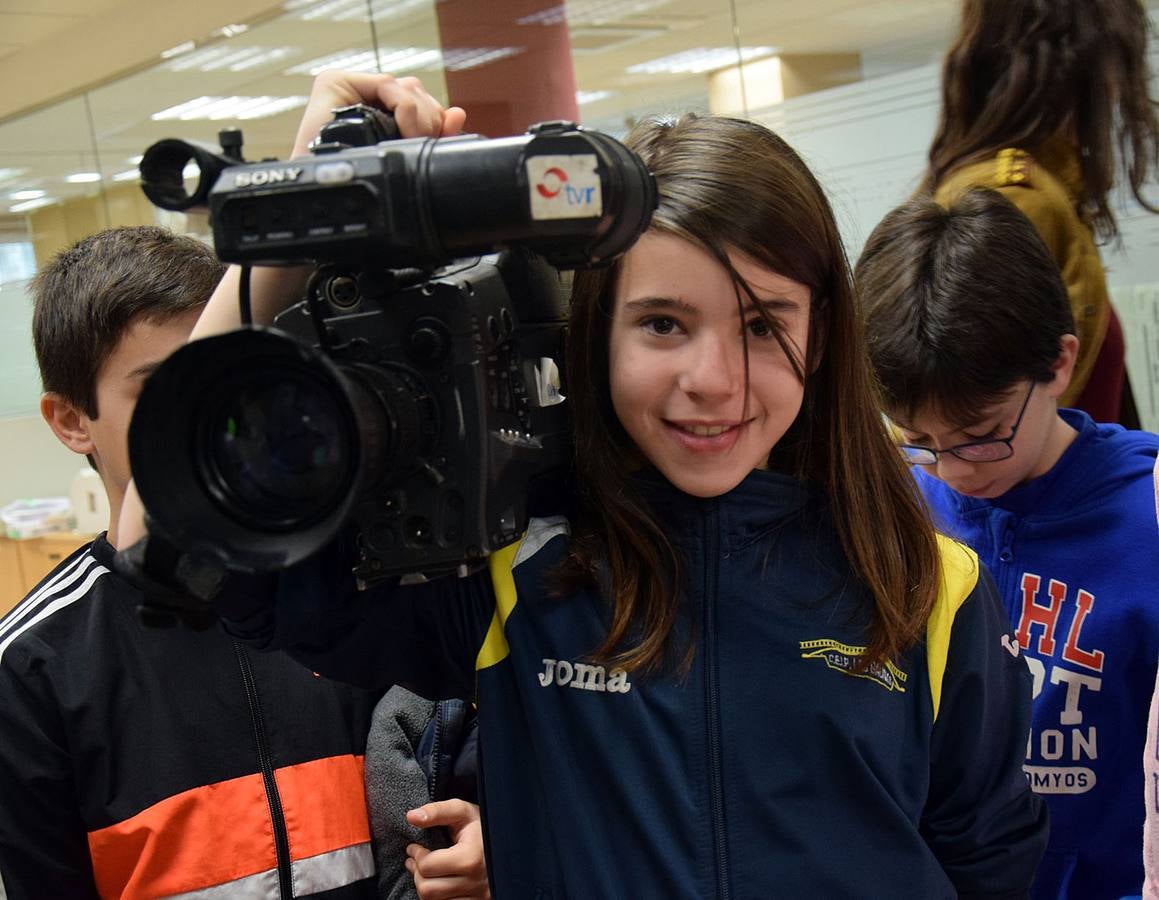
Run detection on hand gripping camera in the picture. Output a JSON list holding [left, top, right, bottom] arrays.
[[129, 107, 655, 590]]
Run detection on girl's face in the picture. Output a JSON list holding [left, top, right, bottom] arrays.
[[608, 232, 812, 498]]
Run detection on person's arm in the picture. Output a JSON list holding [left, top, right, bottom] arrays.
[[1145, 459, 1159, 899], [0, 649, 100, 899], [1145, 665, 1159, 899], [216, 529, 495, 699], [921, 566, 1049, 898]]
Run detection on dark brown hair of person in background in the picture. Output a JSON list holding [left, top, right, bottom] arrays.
[[922, 0, 1158, 241]]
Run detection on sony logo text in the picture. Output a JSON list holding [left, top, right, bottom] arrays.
[[235, 167, 304, 188], [538, 658, 631, 693]]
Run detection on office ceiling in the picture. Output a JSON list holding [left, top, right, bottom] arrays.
[[0, 0, 963, 222]]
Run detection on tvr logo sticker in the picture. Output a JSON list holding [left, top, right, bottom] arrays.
[[535, 166, 568, 198], [526, 154, 603, 220]]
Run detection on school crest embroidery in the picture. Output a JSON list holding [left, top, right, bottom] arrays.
[[799, 638, 907, 693]]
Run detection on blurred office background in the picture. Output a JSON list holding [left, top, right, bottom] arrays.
[[1, 0, 1157, 507]]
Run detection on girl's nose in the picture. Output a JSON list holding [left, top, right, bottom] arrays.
[[678, 333, 742, 400]]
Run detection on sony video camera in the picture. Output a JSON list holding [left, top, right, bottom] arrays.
[[129, 106, 655, 588]]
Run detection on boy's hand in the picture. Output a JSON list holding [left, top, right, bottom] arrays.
[[291, 71, 467, 158], [405, 799, 490, 900]]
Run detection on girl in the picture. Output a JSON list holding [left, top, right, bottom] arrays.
[[922, 0, 1159, 425], [134, 73, 1047, 897]]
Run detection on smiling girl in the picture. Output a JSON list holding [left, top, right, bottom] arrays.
[[132, 75, 1048, 897]]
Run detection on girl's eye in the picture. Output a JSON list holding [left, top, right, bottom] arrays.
[[746, 316, 774, 338], [963, 425, 1001, 441], [642, 316, 679, 336]]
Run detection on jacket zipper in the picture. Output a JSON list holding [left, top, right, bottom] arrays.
[[233, 640, 294, 900], [428, 700, 444, 801], [703, 504, 730, 899]]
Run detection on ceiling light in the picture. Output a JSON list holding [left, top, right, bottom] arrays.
[[10, 197, 55, 213], [0, 168, 26, 184], [9, 190, 45, 200], [165, 45, 296, 73], [627, 46, 775, 75], [285, 0, 430, 23], [66, 172, 102, 183], [218, 23, 250, 37], [442, 47, 523, 71], [152, 95, 309, 121], [113, 169, 140, 182], [576, 90, 614, 104], [126, 155, 143, 165], [518, 0, 671, 27], [161, 41, 196, 59], [286, 47, 440, 77]]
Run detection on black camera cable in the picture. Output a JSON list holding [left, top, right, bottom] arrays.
[[238, 264, 253, 326]]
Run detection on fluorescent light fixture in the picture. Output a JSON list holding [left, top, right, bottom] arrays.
[[165, 45, 296, 73], [10, 197, 55, 213], [627, 46, 776, 75], [126, 155, 144, 165], [576, 89, 614, 104], [442, 47, 523, 71], [113, 169, 140, 182], [0, 168, 26, 184], [285, 0, 430, 23], [66, 172, 102, 183], [286, 47, 440, 77], [161, 41, 196, 59], [519, 0, 670, 26], [9, 189, 45, 201], [287, 44, 520, 77], [218, 23, 250, 37], [152, 95, 309, 121]]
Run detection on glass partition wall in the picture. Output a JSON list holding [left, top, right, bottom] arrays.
[[0, 0, 959, 417]]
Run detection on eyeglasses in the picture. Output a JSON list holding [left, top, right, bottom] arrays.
[[898, 383, 1034, 465]]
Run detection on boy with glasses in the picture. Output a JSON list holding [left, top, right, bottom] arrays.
[[856, 188, 1159, 899]]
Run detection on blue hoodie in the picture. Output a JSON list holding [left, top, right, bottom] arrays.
[[915, 409, 1159, 900], [227, 468, 1047, 898]]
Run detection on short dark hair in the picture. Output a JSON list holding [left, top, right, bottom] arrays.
[[31, 226, 224, 416], [855, 188, 1075, 425]]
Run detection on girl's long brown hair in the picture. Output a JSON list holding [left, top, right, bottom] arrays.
[[923, 0, 1159, 240], [557, 115, 940, 674]]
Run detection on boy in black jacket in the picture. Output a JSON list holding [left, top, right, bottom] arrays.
[[0, 226, 483, 899]]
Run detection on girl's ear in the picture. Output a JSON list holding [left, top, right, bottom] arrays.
[[41, 393, 95, 456], [1046, 334, 1080, 400]]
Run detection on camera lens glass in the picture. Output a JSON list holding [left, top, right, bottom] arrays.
[[201, 371, 356, 530]]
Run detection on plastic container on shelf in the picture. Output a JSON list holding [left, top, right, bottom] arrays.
[[0, 497, 74, 539], [70, 468, 109, 535]]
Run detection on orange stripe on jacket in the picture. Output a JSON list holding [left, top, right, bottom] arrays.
[[87, 755, 370, 899]]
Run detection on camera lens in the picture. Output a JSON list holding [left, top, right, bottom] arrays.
[[130, 328, 367, 571], [202, 371, 355, 531]]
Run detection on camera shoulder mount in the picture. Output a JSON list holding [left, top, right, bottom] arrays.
[[114, 521, 228, 630]]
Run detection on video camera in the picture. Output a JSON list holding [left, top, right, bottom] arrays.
[[128, 105, 656, 590]]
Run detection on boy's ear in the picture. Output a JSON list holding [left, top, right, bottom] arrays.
[[1046, 334, 1080, 400], [41, 392, 95, 456]]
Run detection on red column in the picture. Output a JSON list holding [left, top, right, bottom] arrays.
[[434, 0, 579, 137]]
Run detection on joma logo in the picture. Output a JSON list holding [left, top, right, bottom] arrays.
[[538, 658, 631, 693], [235, 167, 304, 188]]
